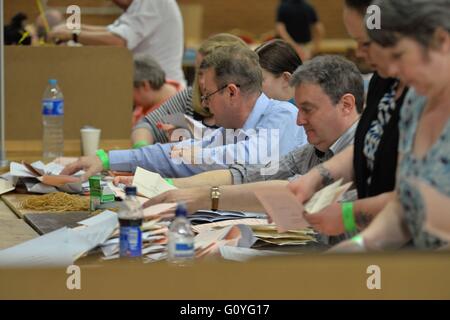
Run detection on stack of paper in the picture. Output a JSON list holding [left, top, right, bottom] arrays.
[[219, 246, 292, 262], [194, 224, 257, 258], [101, 219, 170, 261], [0, 210, 117, 267], [250, 225, 316, 246], [189, 210, 266, 224], [192, 218, 270, 234], [5, 161, 83, 194]]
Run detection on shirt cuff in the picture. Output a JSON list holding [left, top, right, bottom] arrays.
[[229, 166, 245, 185], [109, 149, 135, 172]]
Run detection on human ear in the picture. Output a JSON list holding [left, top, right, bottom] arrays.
[[339, 93, 356, 115]]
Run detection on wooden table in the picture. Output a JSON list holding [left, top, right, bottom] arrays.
[[4, 139, 131, 163], [0, 140, 131, 249], [0, 197, 39, 250]]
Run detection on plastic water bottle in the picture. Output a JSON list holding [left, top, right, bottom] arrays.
[[42, 79, 64, 162], [119, 186, 143, 259], [167, 203, 195, 266]]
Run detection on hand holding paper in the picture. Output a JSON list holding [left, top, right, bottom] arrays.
[[132, 167, 177, 199], [254, 186, 309, 233], [304, 179, 352, 214]]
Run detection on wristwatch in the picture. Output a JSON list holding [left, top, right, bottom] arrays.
[[210, 186, 221, 211]]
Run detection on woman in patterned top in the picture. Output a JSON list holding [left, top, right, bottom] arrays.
[[332, 0, 450, 251], [131, 33, 246, 147], [287, 0, 408, 237]]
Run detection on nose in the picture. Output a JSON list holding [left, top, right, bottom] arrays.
[[296, 110, 307, 126], [201, 98, 209, 109], [355, 44, 369, 60], [387, 62, 400, 78]]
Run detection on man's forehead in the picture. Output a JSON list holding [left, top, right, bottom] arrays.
[[295, 82, 325, 99]]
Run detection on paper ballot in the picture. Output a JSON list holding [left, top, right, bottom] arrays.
[[219, 246, 292, 262], [132, 167, 177, 199], [304, 179, 352, 214], [254, 186, 309, 233], [161, 113, 206, 134], [0, 210, 118, 267], [0, 178, 15, 195]]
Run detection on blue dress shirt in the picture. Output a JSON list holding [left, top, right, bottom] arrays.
[[109, 93, 307, 178]]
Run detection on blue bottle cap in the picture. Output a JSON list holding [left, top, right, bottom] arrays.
[[48, 79, 57, 86], [175, 202, 187, 217], [125, 186, 137, 196]]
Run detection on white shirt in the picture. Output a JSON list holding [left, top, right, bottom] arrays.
[[108, 0, 186, 86]]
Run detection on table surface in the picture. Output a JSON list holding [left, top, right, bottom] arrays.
[[1, 144, 450, 300], [4, 139, 131, 163]]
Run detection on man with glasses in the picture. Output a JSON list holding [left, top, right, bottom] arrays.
[[62, 45, 306, 180]]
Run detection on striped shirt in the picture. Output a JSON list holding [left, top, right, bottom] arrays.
[[229, 121, 359, 184], [133, 87, 194, 143]]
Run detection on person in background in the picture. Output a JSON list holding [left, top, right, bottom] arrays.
[[132, 34, 247, 147], [276, 0, 325, 61], [48, 0, 186, 85], [33, 9, 64, 44], [4, 13, 32, 45], [62, 45, 305, 180], [132, 55, 182, 128], [255, 39, 303, 104], [133, 37, 306, 148]]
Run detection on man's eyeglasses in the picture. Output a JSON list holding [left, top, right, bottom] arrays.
[[200, 84, 241, 103]]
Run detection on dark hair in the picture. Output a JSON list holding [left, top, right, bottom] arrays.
[[200, 45, 262, 95], [4, 13, 31, 45], [344, 0, 373, 15], [290, 55, 364, 114], [255, 39, 303, 77], [368, 0, 450, 48], [133, 55, 166, 90]]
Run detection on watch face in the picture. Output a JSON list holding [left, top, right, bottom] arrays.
[[211, 191, 220, 198]]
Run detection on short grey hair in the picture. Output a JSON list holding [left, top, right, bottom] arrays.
[[133, 54, 166, 90], [290, 55, 364, 114], [368, 0, 450, 48], [199, 45, 262, 95]]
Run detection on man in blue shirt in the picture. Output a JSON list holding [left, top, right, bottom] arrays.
[[62, 45, 306, 179]]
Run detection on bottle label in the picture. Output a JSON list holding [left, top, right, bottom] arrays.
[[42, 99, 64, 115], [172, 241, 194, 258], [119, 226, 142, 258]]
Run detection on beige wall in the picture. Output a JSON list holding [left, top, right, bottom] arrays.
[[5, 46, 133, 140], [5, 0, 349, 41]]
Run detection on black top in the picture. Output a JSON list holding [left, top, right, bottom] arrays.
[[353, 73, 408, 198], [276, 0, 319, 44]]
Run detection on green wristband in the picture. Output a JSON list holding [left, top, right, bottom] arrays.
[[132, 140, 148, 149], [165, 178, 174, 186], [96, 149, 110, 170], [342, 202, 357, 233]]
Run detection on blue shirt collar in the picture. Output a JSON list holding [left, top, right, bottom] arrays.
[[242, 93, 270, 131]]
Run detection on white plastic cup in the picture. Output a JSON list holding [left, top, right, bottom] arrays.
[[80, 127, 101, 156]]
